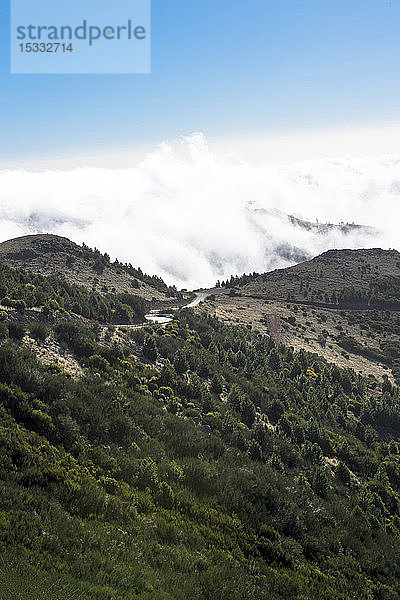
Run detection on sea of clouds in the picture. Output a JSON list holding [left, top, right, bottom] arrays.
[[0, 133, 399, 289]]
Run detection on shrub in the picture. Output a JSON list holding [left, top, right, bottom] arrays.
[[28, 321, 49, 342], [143, 335, 158, 361], [7, 321, 25, 341], [157, 482, 175, 509], [86, 354, 110, 373], [0, 322, 8, 341]]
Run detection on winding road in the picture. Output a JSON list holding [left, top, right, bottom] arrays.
[[104, 287, 230, 329], [184, 287, 230, 309]]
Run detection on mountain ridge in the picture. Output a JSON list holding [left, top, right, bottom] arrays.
[[1, 233, 399, 381], [199, 248, 400, 383], [0, 234, 180, 303]]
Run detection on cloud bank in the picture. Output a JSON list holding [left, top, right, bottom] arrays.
[[0, 133, 399, 289]]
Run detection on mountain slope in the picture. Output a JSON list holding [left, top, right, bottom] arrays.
[[0, 258, 400, 598], [225, 248, 400, 305], [204, 249, 400, 382], [0, 234, 179, 302]]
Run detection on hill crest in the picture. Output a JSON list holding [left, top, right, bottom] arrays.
[[0, 234, 177, 303]]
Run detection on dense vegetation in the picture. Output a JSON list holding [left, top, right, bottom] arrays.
[[1, 262, 400, 598], [0, 261, 149, 323], [333, 279, 400, 309]]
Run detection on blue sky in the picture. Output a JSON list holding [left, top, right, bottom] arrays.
[[1, 0, 400, 164]]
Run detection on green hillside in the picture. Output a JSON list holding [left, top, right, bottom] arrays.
[[0, 235, 181, 302], [0, 257, 400, 599]]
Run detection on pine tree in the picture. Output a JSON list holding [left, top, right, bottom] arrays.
[[268, 348, 281, 372], [336, 462, 351, 486], [312, 467, 329, 498], [174, 349, 189, 374], [143, 335, 158, 361]]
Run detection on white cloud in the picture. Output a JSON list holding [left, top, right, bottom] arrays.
[[0, 133, 399, 289]]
